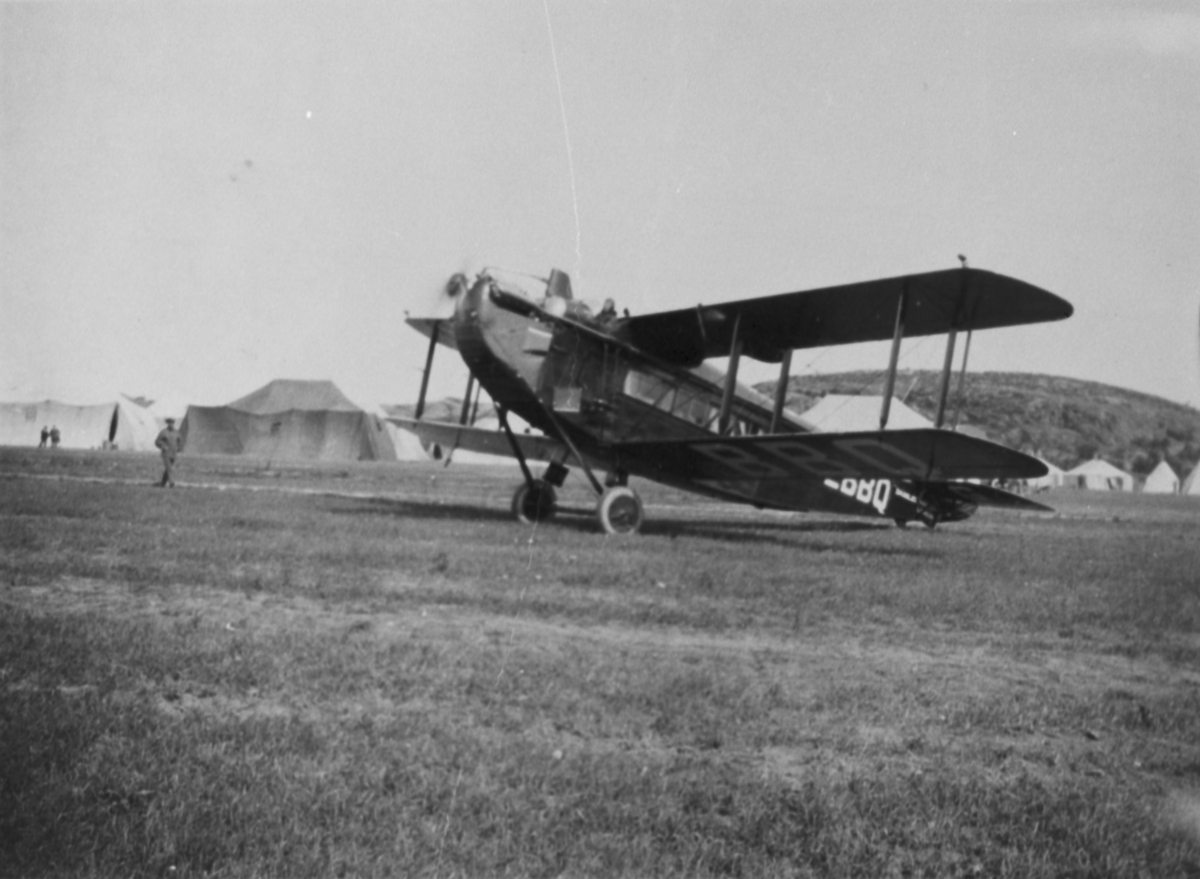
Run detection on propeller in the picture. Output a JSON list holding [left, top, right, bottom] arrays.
[[408, 264, 473, 321]]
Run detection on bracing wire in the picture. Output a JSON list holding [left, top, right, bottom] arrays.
[[542, 0, 583, 282]]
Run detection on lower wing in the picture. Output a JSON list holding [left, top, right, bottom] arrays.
[[387, 417, 567, 463], [615, 428, 1047, 483]]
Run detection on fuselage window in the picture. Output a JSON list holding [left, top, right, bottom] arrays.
[[624, 368, 717, 430]]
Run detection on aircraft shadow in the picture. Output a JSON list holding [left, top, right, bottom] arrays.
[[340, 497, 940, 556], [341, 497, 517, 524]]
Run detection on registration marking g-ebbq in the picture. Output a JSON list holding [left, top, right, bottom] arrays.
[[823, 477, 893, 515]]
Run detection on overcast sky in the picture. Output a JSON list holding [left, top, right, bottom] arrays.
[[3, 1, 1198, 410]]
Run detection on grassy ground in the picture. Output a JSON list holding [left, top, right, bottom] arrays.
[[2, 447, 1200, 877]]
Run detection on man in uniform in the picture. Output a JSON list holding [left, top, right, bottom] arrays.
[[155, 418, 183, 487]]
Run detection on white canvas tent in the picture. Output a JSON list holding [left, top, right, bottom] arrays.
[[1181, 463, 1200, 497], [800, 394, 933, 432], [1064, 458, 1133, 491], [1026, 458, 1065, 490], [1142, 460, 1179, 494], [182, 379, 398, 462], [146, 393, 192, 424], [0, 396, 161, 451], [386, 423, 429, 461]]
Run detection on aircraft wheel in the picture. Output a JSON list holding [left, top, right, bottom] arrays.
[[894, 518, 909, 529], [597, 486, 644, 535], [512, 481, 556, 525]]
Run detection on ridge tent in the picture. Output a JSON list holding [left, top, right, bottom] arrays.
[[1026, 458, 1065, 491], [1064, 458, 1133, 491], [182, 379, 398, 462], [1142, 460, 1180, 494], [799, 395, 933, 432], [0, 396, 161, 451]]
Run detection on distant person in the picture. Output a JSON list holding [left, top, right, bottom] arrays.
[[38, 426, 49, 448], [155, 418, 183, 488], [597, 298, 618, 329], [49, 426, 60, 449]]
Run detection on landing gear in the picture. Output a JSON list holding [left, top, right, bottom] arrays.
[[512, 480, 557, 525], [596, 486, 644, 535]]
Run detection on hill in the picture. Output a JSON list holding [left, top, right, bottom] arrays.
[[761, 370, 1200, 476], [391, 373, 1200, 480]]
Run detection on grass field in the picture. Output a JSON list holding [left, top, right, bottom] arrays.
[[3, 447, 1200, 877]]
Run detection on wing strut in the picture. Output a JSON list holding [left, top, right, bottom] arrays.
[[718, 312, 743, 435], [415, 321, 440, 420], [952, 330, 973, 430], [935, 261, 972, 428], [880, 281, 908, 430], [769, 348, 793, 433], [935, 330, 958, 428], [458, 374, 476, 426], [441, 372, 480, 468]]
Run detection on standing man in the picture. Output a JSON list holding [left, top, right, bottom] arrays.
[[49, 426, 60, 448], [155, 418, 183, 487], [38, 426, 49, 448]]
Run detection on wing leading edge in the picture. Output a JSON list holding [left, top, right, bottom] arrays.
[[615, 428, 1048, 483], [405, 318, 459, 352], [621, 268, 1072, 366], [387, 417, 566, 463]]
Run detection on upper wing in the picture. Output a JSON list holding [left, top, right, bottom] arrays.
[[405, 318, 459, 352], [387, 417, 565, 462], [615, 428, 1048, 483], [620, 268, 1072, 365]]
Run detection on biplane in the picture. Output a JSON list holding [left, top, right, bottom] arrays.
[[391, 263, 1072, 534]]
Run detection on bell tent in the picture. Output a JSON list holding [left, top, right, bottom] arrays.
[[1142, 461, 1180, 494], [1181, 464, 1200, 497]]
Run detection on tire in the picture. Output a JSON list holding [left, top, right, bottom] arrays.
[[596, 486, 644, 535], [512, 481, 556, 525]]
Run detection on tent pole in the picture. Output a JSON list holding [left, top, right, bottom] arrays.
[[880, 282, 908, 430], [415, 321, 440, 421]]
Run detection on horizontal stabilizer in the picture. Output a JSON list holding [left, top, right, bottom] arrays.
[[615, 428, 1047, 483], [387, 417, 565, 463], [622, 267, 1072, 365], [917, 480, 1055, 513]]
